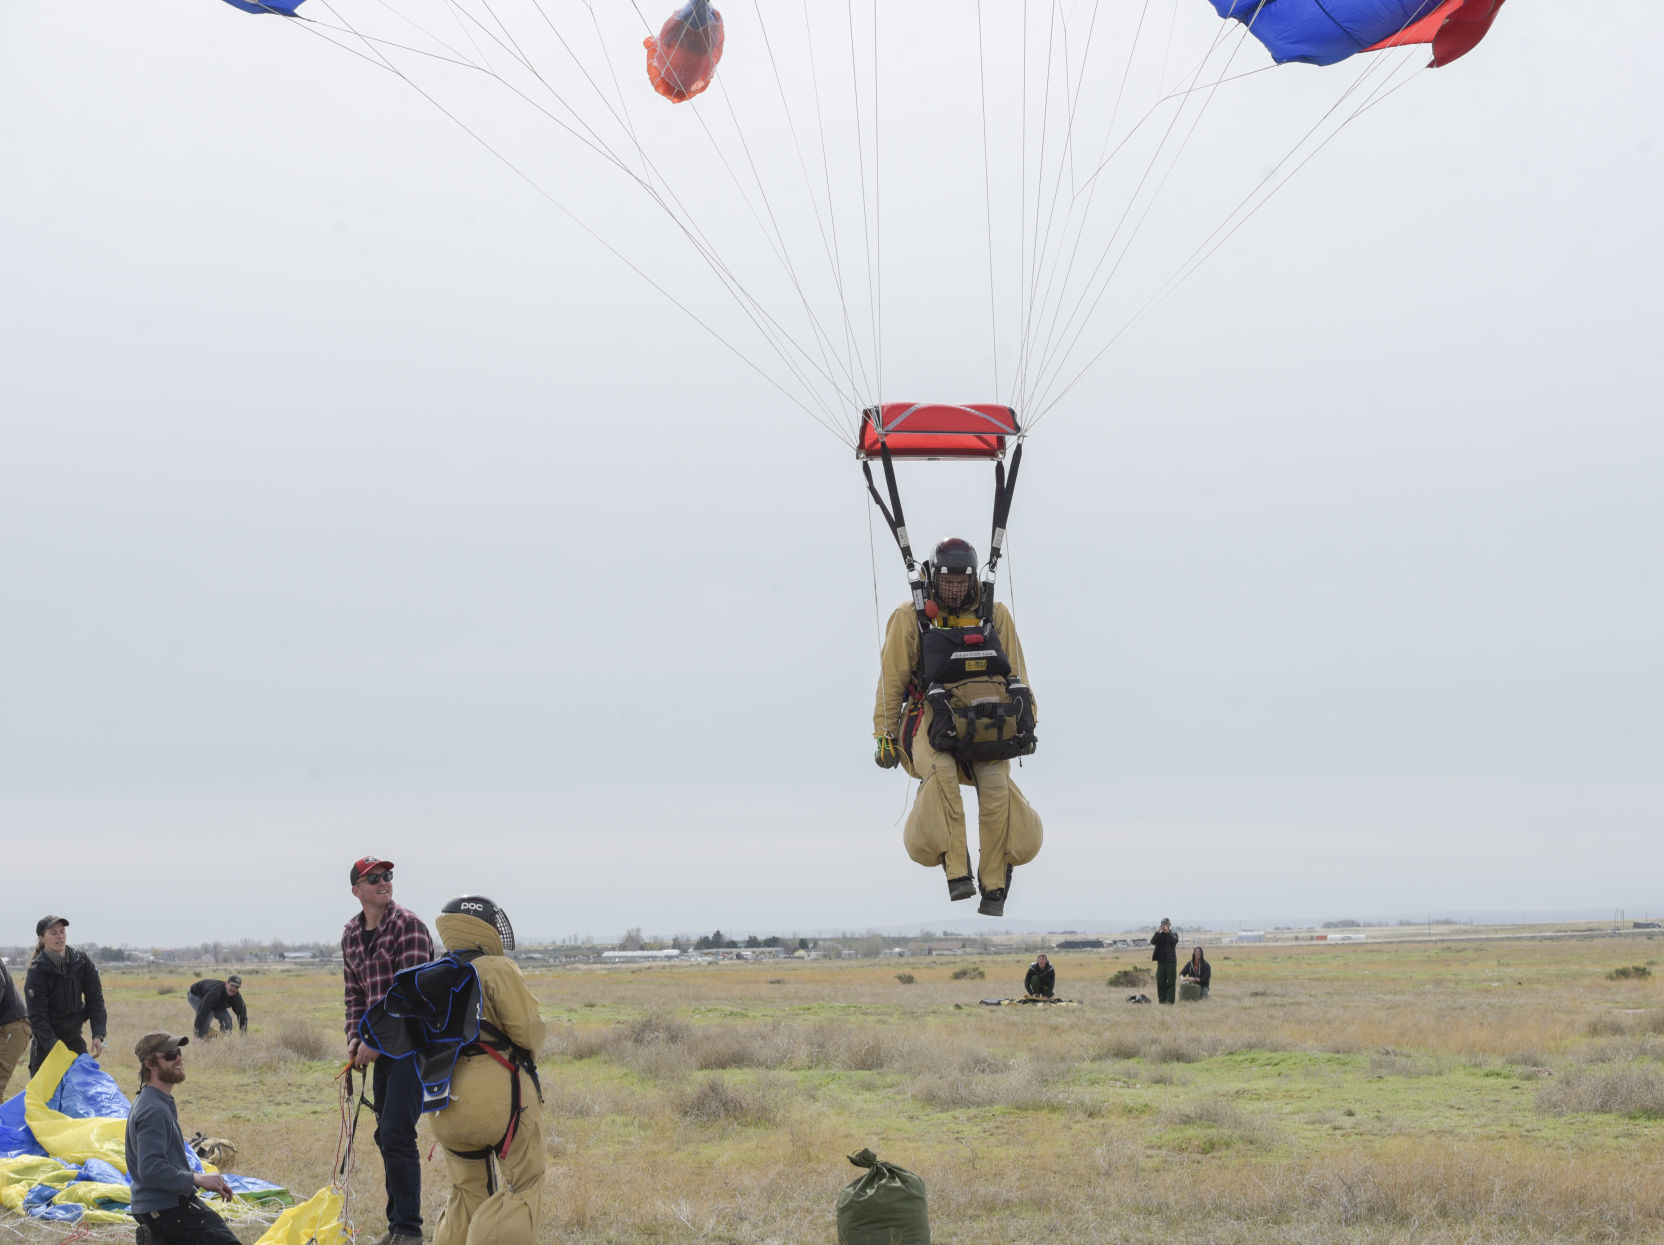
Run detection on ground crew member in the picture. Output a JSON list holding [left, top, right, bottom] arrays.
[[1150, 918, 1180, 1005], [125, 1031, 239, 1244], [342, 857, 434, 1245], [186, 977, 248, 1039], [0, 956, 29, 1099], [24, 915, 106, 1076], [430, 896, 547, 1245], [1024, 953, 1055, 998], [873, 537, 1043, 916], [1180, 945, 1212, 999]]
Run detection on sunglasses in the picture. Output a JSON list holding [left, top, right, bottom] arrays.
[[358, 870, 393, 885], [156, 1049, 183, 1062]]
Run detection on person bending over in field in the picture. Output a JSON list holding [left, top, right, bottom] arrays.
[[1024, 953, 1055, 998]]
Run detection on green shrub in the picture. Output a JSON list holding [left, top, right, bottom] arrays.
[[895, 972, 916, 985], [951, 966, 985, 980], [1108, 967, 1150, 989], [1608, 965, 1652, 981]]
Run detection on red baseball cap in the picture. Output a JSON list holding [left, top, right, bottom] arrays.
[[349, 857, 395, 884]]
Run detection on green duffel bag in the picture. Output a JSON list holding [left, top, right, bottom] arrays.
[[836, 1148, 930, 1244]]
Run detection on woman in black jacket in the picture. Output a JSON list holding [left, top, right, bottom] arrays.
[[1179, 946, 1211, 999], [24, 915, 106, 1076]]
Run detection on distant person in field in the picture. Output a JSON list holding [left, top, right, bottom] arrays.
[[1024, 953, 1055, 998], [187, 976, 248, 1040], [342, 856, 434, 1245], [0, 956, 29, 1098], [1149, 918, 1179, 1005], [24, 915, 106, 1075], [125, 1031, 239, 1244], [1180, 946, 1211, 999]]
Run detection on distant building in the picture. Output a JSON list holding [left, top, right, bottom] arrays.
[[1056, 939, 1105, 950], [1233, 931, 1265, 944], [600, 949, 683, 961]]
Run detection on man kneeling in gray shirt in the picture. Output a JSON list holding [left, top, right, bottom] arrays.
[[124, 1032, 239, 1244]]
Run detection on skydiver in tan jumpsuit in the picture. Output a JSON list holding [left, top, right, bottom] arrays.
[[873, 537, 1043, 915], [430, 896, 547, 1245]]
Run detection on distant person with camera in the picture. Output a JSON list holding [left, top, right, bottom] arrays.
[[1149, 918, 1180, 1005]]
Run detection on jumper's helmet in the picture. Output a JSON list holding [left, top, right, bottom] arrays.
[[928, 538, 980, 613], [440, 895, 516, 951]]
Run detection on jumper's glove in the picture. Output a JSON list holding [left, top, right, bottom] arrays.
[[874, 736, 900, 769]]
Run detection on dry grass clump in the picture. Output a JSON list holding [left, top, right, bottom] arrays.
[[626, 1010, 691, 1047], [273, 1020, 332, 1061], [673, 1073, 780, 1124], [1536, 1064, 1664, 1117], [1155, 1096, 1281, 1150], [1368, 1049, 1443, 1077], [911, 1061, 1053, 1111], [1107, 967, 1150, 989]]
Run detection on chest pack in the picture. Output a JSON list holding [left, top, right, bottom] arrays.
[[915, 619, 1036, 764]]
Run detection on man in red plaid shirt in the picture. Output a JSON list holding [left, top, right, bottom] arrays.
[[342, 855, 434, 1245]]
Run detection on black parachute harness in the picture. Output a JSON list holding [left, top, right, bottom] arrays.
[[860, 404, 1031, 774], [859, 406, 1024, 638]]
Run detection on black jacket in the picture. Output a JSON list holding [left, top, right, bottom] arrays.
[[188, 979, 249, 1030], [25, 947, 107, 1055], [1180, 955, 1211, 988], [0, 958, 26, 1027], [1149, 930, 1179, 964], [1024, 961, 1055, 997]]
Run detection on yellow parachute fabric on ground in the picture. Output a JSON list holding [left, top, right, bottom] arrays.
[[24, 1044, 129, 1172], [253, 1185, 346, 1245], [0, 1156, 76, 1213]]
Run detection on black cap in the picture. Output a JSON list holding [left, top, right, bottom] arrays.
[[36, 915, 69, 937]]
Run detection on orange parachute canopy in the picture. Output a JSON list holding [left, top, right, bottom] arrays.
[[645, 0, 725, 103]]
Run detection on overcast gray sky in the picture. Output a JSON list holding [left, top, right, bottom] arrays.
[[3, 3, 1659, 947]]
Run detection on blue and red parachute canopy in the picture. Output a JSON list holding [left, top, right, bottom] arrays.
[[1210, 0, 1506, 68], [219, 0, 306, 12], [858, 403, 1020, 461]]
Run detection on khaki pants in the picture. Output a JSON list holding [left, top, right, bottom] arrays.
[[903, 706, 1043, 892], [0, 1019, 30, 1101], [431, 1055, 545, 1245]]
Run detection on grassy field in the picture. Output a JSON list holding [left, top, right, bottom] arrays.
[[10, 933, 1664, 1243]]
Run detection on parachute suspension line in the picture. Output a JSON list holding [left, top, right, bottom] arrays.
[[699, 23, 873, 419], [975, 0, 1001, 402], [288, 9, 849, 446], [845, 0, 882, 410], [1016, 0, 1113, 413], [801, 0, 878, 411], [867, 493, 891, 734], [755, 3, 877, 412], [1021, 17, 1252, 416], [1030, 43, 1425, 425], [576, 1, 651, 183], [597, 4, 860, 427], [1011, 2, 1064, 414], [1015, 0, 1157, 415], [861, 444, 930, 631], [871, 0, 883, 406]]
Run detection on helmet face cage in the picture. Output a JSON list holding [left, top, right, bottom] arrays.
[[930, 538, 980, 612], [442, 895, 516, 951]]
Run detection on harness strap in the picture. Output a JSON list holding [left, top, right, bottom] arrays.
[[982, 442, 1023, 622], [862, 444, 931, 633]]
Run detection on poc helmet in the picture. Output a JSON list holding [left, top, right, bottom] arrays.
[[928, 537, 981, 614], [440, 895, 516, 952]]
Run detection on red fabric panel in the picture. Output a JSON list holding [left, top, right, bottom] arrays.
[[858, 403, 1018, 459], [1365, 0, 1505, 67]]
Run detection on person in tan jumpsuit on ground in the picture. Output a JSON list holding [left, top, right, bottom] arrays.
[[430, 897, 548, 1245], [873, 538, 1043, 916]]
